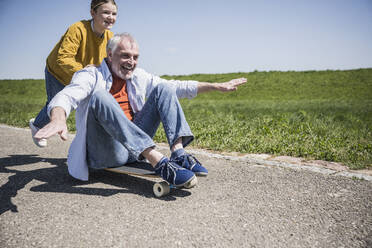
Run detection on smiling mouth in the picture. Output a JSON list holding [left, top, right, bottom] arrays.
[[122, 65, 134, 71]]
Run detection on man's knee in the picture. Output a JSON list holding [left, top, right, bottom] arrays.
[[90, 90, 115, 107]]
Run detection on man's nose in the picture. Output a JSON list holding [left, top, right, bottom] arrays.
[[128, 57, 135, 64]]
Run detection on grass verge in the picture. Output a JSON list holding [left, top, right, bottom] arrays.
[[1, 69, 371, 169]]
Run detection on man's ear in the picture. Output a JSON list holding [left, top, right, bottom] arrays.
[[107, 49, 113, 62]]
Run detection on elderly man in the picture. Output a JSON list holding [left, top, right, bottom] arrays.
[[34, 33, 246, 187]]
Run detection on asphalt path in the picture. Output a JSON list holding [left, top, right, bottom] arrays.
[[0, 125, 371, 248]]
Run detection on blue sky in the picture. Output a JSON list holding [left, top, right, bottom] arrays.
[[0, 0, 371, 79]]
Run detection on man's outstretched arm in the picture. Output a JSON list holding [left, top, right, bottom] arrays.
[[34, 107, 68, 141], [197, 77, 247, 93]]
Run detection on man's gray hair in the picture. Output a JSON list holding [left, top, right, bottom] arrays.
[[106, 33, 137, 54]]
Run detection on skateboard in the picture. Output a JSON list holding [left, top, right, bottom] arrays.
[[104, 162, 198, 197]]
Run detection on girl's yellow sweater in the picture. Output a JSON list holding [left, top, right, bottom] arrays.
[[46, 20, 113, 85]]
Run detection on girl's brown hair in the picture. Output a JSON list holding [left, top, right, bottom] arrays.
[[91, 0, 117, 12]]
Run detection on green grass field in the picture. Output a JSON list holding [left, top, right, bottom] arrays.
[[1, 68, 371, 169]]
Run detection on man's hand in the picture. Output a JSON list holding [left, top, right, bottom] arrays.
[[34, 107, 68, 141], [216, 78, 247, 92], [197, 77, 247, 93]]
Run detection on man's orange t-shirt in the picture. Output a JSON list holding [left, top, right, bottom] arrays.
[[110, 75, 134, 121]]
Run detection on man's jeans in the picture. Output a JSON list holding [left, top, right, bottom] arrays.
[[86, 84, 194, 169], [33, 68, 65, 128]]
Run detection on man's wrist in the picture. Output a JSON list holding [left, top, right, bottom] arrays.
[[50, 107, 67, 121]]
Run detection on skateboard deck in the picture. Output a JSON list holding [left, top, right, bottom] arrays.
[[104, 162, 197, 197]]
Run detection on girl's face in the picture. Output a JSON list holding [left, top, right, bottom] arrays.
[[91, 2, 117, 32]]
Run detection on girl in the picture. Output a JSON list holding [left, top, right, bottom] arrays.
[[30, 0, 118, 147]]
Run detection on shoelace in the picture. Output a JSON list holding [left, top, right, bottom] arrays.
[[186, 154, 199, 170], [159, 161, 181, 184], [176, 154, 199, 170]]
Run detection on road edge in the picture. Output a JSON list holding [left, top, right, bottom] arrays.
[[2, 124, 371, 182]]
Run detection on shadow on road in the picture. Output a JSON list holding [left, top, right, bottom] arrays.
[[0, 154, 190, 215]]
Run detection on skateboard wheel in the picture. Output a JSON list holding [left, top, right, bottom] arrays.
[[153, 181, 170, 197], [184, 176, 198, 189]]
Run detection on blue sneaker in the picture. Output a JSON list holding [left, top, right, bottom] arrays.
[[154, 157, 196, 187], [172, 153, 208, 176]]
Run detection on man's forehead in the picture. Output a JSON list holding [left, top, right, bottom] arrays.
[[117, 39, 138, 52]]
